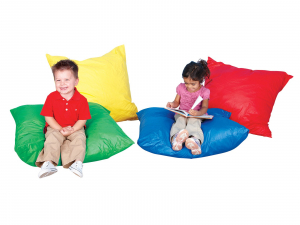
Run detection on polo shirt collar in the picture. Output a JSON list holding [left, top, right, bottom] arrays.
[[54, 87, 80, 101]]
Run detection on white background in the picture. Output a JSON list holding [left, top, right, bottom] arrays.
[[1, 0, 299, 224]]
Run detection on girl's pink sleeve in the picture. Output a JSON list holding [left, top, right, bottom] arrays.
[[176, 84, 182, 95], [203, 88, 210, 100]]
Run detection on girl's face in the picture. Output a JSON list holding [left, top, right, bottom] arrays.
[[183, 77, 202, 93]]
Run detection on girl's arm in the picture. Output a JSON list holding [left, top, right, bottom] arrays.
[[189, 99, 209, 116], [166, 94, 181, 108], [45, 116, 62, 130], [197, 99, 209, 116]]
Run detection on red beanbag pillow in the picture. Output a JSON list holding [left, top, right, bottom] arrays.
[[205, 57, 293, 137]]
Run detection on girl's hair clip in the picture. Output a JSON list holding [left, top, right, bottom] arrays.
[[197, 58, 205, 64]]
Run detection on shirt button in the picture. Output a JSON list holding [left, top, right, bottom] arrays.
[[75, 109, 77, 111], [63, 99, 65, 101], [66, 103, 68, 105], [66, 109, 68, 111]]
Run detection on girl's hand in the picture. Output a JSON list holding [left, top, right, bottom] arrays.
[[188, 109, 199, 116], [166, 102, 175, 108]]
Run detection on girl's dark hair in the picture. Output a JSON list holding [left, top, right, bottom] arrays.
[[52, 59, 79, 79], [182, 59, 210, 83]]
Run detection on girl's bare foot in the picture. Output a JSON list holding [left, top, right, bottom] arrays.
[[186, 137, 202, 155], [171, 129, 189, 151]]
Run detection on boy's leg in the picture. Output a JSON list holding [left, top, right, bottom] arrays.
[[36, 127, 65, 167], [186, 118, 204, 144], [61, 128, 86, 169], [170, 114, 188, 142]]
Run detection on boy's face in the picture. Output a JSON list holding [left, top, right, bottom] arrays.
[[54, 69, 79, 98], [183, 77, 201, 93]]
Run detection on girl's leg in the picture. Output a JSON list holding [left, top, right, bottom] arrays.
[[185, 118, 204, 155], [170, 114, 189, 150], [186, 118, 204, 144], [170, 114, 187, 142]]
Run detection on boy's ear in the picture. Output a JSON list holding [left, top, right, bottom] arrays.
[[75, 78, 79, 86]]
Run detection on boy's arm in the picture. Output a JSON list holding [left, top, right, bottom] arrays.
[[69, 98, 90, 133], [72, 120, 87, 132], [45, 116, 62, 130]]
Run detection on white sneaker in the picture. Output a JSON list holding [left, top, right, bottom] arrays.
[[38, 161, 57, 178], [69, 161, 83, 178]]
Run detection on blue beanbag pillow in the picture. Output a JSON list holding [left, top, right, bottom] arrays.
[[137, 107, 249, 158]]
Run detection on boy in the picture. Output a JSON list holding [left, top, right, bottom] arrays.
[[36, 59, 91, 178]]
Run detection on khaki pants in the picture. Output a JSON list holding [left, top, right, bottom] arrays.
[[36, 127, 86, 168], [170, 114, 204, 144]]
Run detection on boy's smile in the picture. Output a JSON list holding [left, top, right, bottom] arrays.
[[54, 69, 79, 100], [183, 77, 202, 93]]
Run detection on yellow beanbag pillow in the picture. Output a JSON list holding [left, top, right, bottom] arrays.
[[46, 45, 138, 122]]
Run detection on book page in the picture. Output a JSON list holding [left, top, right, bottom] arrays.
[[191, 95, 203, 110], [165, 107, 213, 119], [166, 107, 188, 116]]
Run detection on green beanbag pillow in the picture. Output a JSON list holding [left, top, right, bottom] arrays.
[[10, 102, 134, 167]]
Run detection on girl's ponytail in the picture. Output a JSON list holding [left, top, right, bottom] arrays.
[[197, 59, 210, 81]]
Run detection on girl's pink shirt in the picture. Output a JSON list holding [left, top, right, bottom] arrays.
[[176, 83, 210, 112]]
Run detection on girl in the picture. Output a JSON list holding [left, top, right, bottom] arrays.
[[166, 59, 210, 155]]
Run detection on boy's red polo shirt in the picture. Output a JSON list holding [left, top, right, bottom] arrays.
[[41, 88, 91, 132]]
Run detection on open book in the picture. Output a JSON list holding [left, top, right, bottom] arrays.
[[165, 95, 213, 119], [165, 107, 213, 119]]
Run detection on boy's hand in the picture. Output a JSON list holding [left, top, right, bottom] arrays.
[[188, 109, 200, 116], [60, 126, 74, 137]]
